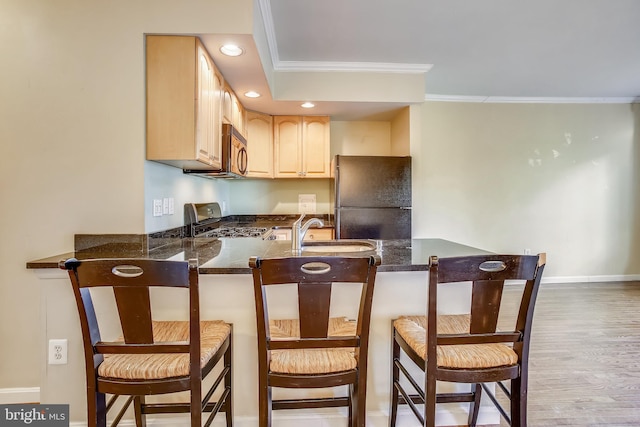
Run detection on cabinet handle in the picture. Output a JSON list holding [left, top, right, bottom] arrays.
[[238, 147, 248, 174]]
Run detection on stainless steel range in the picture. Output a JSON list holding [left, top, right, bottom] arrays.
[[205, 225, 268, 238], [184, 202, 267, 238]]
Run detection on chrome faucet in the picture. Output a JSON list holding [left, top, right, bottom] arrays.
[[291, 213, 324, 254]]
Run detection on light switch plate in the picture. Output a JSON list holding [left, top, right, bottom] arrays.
[[153, 199, 163, 217]]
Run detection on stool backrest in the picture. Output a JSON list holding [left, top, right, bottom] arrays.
[[62, 258, 200, 363], [250, 255, 380, 353], [429, 254, 546, 357]]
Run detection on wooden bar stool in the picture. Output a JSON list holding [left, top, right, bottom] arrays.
[[249, 255, 380, 427], [61, 258, 233, 427], [390, 253, 546, 427]]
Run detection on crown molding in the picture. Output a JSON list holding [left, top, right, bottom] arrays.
[[275, 61, 433, 73], [425, 94, 640, 104], [257, 0, 280, 66]]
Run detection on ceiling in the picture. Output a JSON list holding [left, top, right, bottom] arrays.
[[204, 0, 640, 121]]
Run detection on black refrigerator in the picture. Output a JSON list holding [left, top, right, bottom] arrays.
[[333, 155, 412, 239]]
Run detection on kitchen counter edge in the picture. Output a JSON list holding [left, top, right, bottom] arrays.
[[26, 238, 491, 274]]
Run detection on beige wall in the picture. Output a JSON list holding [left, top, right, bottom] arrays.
[[0, 0, 252, 392], [230, 178, 333, 215], [330, 121, 392, 155], [390, 106, 411, 156], [414, 101, 640, 279]]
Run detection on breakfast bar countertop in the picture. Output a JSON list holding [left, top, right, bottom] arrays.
[[26, 237, 491, 274]]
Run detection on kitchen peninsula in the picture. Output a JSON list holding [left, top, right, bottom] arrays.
[[28, 236, 497, 426]]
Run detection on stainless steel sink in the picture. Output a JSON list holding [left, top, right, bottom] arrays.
[[301, 240, 377, 253]]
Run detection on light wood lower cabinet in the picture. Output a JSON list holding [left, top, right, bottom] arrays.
[[146, 35, 222, 170], [303, 227, 334, 241], [274, 116, 330, 178]]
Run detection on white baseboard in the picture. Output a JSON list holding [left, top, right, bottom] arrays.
[[0, 387, 40, 404], [542, 274, 640, 284]]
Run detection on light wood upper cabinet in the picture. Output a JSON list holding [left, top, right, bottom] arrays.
[[222, 85, 233, 125], [232, 94, 245, 135], [301, 116, 331, 178], [273, 116, 330, 178], [222, 84, 246, 136], [273, 116, 302, 178], [246, 111, 273, 178], [146, 35, 222, 170], [201, 50, 223, 169]]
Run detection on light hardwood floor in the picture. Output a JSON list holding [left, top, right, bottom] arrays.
[[498, 281, 640, 426]]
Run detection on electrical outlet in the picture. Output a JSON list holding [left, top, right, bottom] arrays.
[[153, 199, 163, 217], [48, 339, 68, 365], [162, 198, 169, 214], [298, 194, 316, 214], [524, 248, 531, 255]]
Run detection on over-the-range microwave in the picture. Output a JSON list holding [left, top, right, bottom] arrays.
[[183, 123, 248, 179]]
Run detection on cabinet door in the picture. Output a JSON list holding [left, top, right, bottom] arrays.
[[196, 43, 215, 166], [232, 94, 245, 135], [303, 228, 334, 241], [246, 111, 273, 178], [196, 42, 222, 169], [210, 66, 223, 169], [146, 35, 198, 165], [222, 85, 233, 124], [223, 84, 245, 136], [273, 116, 303, 178], [302, 116, 330, 178]]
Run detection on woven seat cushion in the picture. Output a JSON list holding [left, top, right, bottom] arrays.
[[393, 315, 518, 369], [97, 320, 231, 380], [268, 317, 357, 374]]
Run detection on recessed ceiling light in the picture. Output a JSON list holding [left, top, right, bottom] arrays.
[[301, 102, 315, 108], [244, 91, 261, 98], [220, 44, 243, 57]]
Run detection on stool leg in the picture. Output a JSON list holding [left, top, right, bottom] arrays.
[[133, 396, 146, 427], [425, 371, 436, 427], [348, 384, 354, 427], [225, 334, 233, 427], [89, 390, 106, 427], [389, 328, 400, 427], [258, 379, 272, 427], [190, 377, 202, 427], [467, 383, 482, 426], [352, 378, 367, 427], [511, 377, 527, 427]]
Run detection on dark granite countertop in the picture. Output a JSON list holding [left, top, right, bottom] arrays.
[[26, 237, 491, 274]]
